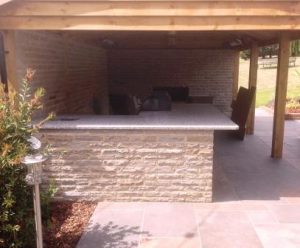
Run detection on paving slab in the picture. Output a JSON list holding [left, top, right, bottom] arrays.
[[142, 203, 198, 237], [139, 237, 202, 248], [254, 224, 300, 248], [77, 205, 144, 248], [196, 211, 263, 248], [266, 204, 300, 223], [77, 113, 300, 248]]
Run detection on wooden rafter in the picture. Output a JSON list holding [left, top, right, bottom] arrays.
[[0, 1, 300, 31], [0, 16, 300, 31], [2, 1, 300, 17], [40, 30, 299, 50], [19, 0, 300, 2]]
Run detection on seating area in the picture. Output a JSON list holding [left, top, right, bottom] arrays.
[[109, 87, 217, 115], [109, 87, 214, 115]]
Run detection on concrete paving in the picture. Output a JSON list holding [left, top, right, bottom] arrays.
[[77, 108, 300, 248]]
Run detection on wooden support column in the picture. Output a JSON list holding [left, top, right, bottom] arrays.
[[232, 50, 240, 100], [2, 30, 18, 92], [246, 43, 259, 135], [0, 32, 8, 91], [272, 34, 290, 159]]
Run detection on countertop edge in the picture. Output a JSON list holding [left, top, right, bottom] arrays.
[[40, 125, 239, 131]]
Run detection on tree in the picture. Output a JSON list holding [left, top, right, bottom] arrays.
[[291, 40, 300, 57]]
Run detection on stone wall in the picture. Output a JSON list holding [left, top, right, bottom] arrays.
[[108, 49, 234, 114], [15, 31, 109, 117], [42, 129, 213, 202]]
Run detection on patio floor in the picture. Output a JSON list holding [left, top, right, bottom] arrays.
[[77, 108, 300, 248]]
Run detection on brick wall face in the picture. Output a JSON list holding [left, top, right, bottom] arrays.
[[109, 49, 234, 114], [42, 129, 213, 202], [15, 31, 109, 116]]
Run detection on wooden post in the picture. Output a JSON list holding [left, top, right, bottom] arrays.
[[232, 50, 240, 100], [272, 34, 290, 158], [0, 32, 8, 92], [2, 30, 18, 92], [246, 43, 259, 135]]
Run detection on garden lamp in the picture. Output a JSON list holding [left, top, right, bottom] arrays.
[[23, 136, 47, 248]]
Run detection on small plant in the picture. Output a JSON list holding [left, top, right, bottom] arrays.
[[41, 181, 58, 229], [286, 98, 300, 113], [0, 69, 54, 248]]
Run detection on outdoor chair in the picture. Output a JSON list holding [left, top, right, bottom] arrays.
[[231, 86, 256, 140], [109, 94, 140, 115]]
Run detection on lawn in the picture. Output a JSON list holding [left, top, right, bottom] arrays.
[[238, 58, 300, 107]]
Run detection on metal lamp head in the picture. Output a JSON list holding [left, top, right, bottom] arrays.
[[23, 155, 47, 185], [28, 136, 42, 150], [22, 136, 47, 185]]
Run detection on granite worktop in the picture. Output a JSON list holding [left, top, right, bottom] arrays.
[[41, 104, 238, 131]]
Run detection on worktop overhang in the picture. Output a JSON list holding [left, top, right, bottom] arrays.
[[41, 104, 238, 131]]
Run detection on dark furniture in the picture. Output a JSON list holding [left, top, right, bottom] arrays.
[[142, 91, 172, 111], [153, 87, 189, 102], [187, 96, 214, 104], [92, 96, 102, 114], [109, 94, 140, 115], [231, 86, 256, 140]]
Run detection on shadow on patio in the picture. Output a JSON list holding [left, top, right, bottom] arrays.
[[77, 221, 149, 248]]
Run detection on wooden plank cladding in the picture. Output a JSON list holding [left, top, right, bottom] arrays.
[[1, 16, 300, 31], [2, 1, 300, 17], [0, 1, 299, 30], [20, 0, 300, 2]]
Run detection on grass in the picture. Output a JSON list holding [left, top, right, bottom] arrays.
[[239, 58, 300, 107]]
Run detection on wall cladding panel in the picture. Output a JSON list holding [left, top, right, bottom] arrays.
[[15, 31, 109, 117]]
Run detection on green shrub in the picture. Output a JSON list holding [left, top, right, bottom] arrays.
[[0, 69, 53, 248], [240, 50, 250, 60], [286, 98, 300, 112]]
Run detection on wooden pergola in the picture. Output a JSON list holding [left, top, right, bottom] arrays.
[[1, 0, 300, 158]]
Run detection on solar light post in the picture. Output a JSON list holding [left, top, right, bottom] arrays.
[[23, 137, 47, 248]]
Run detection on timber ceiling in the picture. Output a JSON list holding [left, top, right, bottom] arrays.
[[0, 0, 300, 31], [1, 1, 300, 49], [61, 30, 300, 50]]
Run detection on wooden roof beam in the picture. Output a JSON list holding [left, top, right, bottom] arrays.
[[2, 1, 300, 17], [1, 16, 300, 31], [20, 0, 300, 2]]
